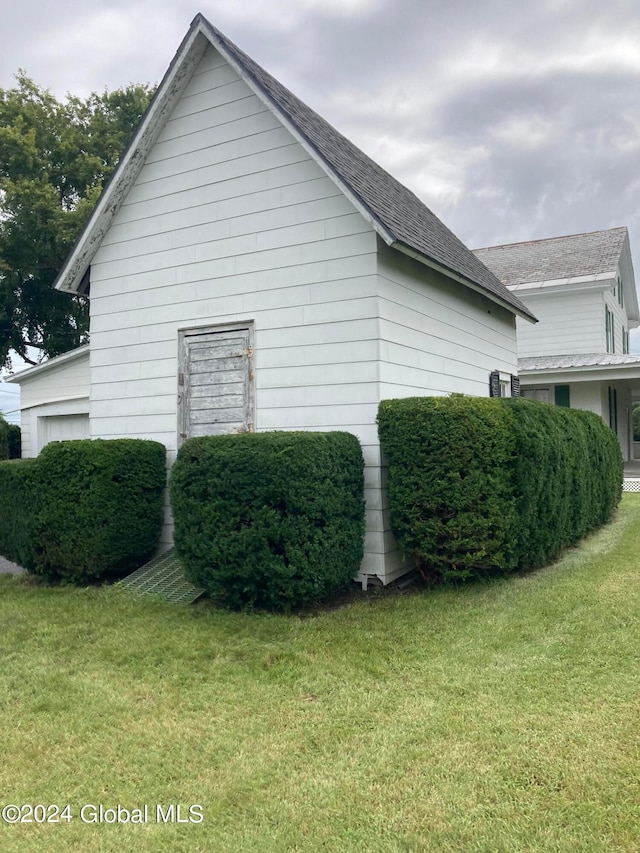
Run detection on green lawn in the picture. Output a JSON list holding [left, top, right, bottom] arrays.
[[1, 496, 639, 852]]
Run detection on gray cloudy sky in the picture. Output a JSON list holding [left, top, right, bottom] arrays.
[[1, 0, 640, 418]]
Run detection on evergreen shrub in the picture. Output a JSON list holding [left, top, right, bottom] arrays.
[[32, 439, 166, 582], [0, 416, 9, 461], [378, 396, 623, 581], [377, 396, 517, 580], [503, 400, 622, 568], [170, 431, 365, 611], [0, 459, 41, 569], [8, 424, 21, 459]]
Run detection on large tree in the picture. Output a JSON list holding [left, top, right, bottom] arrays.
[[0, 73, 154, 368]]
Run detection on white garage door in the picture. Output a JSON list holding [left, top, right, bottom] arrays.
[[41, 414, 90, 449]]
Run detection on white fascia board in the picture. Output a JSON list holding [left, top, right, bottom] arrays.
[[508, 273, 614, 296], [393, 242, 537, 323], [5, 345, 90, 384], [54, 28, 209, 294]]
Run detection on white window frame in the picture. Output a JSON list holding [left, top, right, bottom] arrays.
[[605, 305, 614, 353]]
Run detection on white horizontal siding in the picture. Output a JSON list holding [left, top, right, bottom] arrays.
[[257, 382, 379, 407], [515, 289, 605, 357], [117, 156, 324, 220], [92, 229, 374, 285], [374, 242, 518, 582], [19, 418, 31, 459], [606, 287, 629, 354], [100, 192, 354, 255], [376, 242, 518, 400], [88, 44, 388, 580], [123, 142, 313, 209], [91, 287, 377, 337]]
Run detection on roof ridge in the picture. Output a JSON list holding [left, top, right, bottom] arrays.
[[474, 226, 628, 253]]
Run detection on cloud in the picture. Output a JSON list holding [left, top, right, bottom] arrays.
[[25, 3, 183, 96], [1, 0, 639, 354], [210, 0, 383, 30]]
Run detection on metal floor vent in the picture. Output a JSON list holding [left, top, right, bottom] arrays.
[[119, 548, 205, 604]]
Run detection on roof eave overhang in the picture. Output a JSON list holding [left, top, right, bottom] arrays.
[[508, 273, 614, 297], [5, 345, 90, 384], [519, 362, 640, 384], [392, 242, 538, 323]]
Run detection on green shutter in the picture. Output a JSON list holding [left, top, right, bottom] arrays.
[[554, 385, 571, 407], [609, 386, 618, 432]]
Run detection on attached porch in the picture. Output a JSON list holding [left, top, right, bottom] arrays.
[[518, 354, 640, 463], [623, 459, 640, 492]]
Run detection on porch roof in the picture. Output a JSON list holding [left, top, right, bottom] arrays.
[[518, 352, 640, 388], [519, 353, 640, 372]]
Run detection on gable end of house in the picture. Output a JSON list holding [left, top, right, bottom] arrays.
[[53, 13, 534, 322]]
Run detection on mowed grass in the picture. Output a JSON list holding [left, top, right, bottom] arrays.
[[1, 497, 639, 852]]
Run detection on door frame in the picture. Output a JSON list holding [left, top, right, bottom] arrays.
[[177, 320, 255, 447]]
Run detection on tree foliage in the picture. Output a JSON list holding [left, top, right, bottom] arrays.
[[633, 403, 640, 442], [0, 73, 154, 369]]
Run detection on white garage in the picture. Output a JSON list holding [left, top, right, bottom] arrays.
[[6, 346, 90, 457], [39, 412, 90, 446]]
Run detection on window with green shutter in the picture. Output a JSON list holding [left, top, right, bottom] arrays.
[[608, 386, 618, 432]]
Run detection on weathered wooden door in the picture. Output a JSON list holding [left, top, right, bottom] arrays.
[[178, 324, 254, 444]]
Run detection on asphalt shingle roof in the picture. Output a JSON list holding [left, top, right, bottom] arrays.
[[199, 16, 534, 321], [473, 227, 628, 288]]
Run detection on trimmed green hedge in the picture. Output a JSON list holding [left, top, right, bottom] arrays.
[[503, 401, 622, 570], [170, 431, 365, 611], [377, 396, 517, 580], [377, 396, 623, 581], [0, 459, 41, 569], [0, 439, 166, 582], [8, 424, 21, 459], [0, 416, 9, 461]]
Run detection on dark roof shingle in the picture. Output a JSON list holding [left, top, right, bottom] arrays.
[[473, 227, 628, 287]]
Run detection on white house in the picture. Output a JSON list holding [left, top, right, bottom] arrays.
[[475, 227, 640, 461], [7, 14, 534, 586]]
